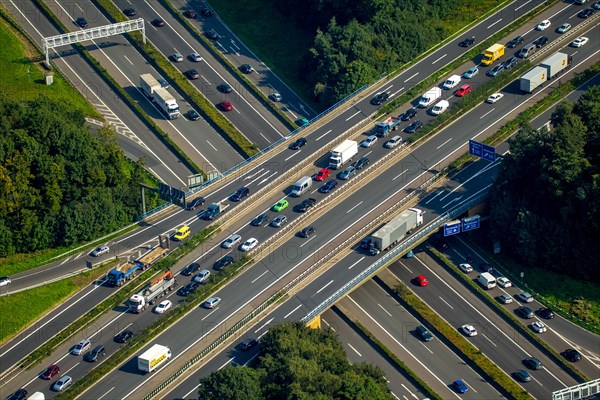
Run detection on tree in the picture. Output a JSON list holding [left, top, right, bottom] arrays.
[[197, 366, 264, 400]]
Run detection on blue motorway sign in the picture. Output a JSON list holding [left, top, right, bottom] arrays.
[[469, 140, 496, 162], [462, 215, 481, 232], [443, 220, 461, 236]]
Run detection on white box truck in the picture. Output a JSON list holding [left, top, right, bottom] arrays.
[[153, 88, 180, 119], [329, 140, 358, 169], [477, 272, 497, 289], [138, 344, 171, 373], [418, 87, 442, 108]]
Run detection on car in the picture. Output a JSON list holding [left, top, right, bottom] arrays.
[[189, 52, 203, 62], [123, 8, 136, 17], [486, 93, 504, 103], [478, 262, 493, 273], [204, 297, 222, 309], [487, 64, 504, 77], [496, 277, 512, 288], [536, 307, 554, 319], [517, 306, 534, 319], [295, 117, 309, 127], [214, 255, 234, 270], [114, 330, 134, 343], [594, 1, 600, 10], [297, 227, 316, 241], [181, 262, 201, 276], [240, 64, 254, 74], [90, 245, 109, 257], [201, 7, 212, 16], [41, 364, 60, 380], [271, 92, 282, 101], [84, 344, 106, 362], [507, 35, 524, 48], [515, 292, 534, 303], [52, 375, 72, 392], [385, 136, 402, 148], [155, 300, 172, 314], [193, 269, 211, 283], [533, 36, 549, 48], [578, 8, 594, 17], [173, 226, 190, 241], [152, 18, 165, 27], [186, 109, 200, 121], [171, 53, 184, 62], [531, 321, 547, 333], [71, 339, 91, 355], [241, 238, 259, 251], [571, 37, 589, 47], [498, 294, 513, 304], [319, 179, 338, 193], [463, 66, 479, 79], [360, 135, 377, 148], [230, 187, 250, 202], [339, 166, 356, 180], [400, 108, 417, 121], [354, 157, 370, 170], [416, 325, 433, 342], [536, 19, 551, 30], [503, 56, 518, 69], [186, 196, 205, 210], [416, 275, 428, 287], [523, 357, 543, 370], [370, 92, 389, 105], [222, 234, 242, 249], [514, 370, 532, 382], [158, 78, 169, 89], [184, 9, 196, 18], [289, 137, 307, 150], [178, 281, 199, 296], [218, 83, 233, 93], [0, 276, 11, 286], [251, 214, 269, 226], [186, 69, 200, 80], [206, 29, 220, 40], [460, 324, 477, 337], [5, 389, 28, 400], [75, 17, 88, 28], [563, 349, 582, 362], [404, 120, 423, 133], [557, 23, 571, 33], [452, 379, 469, 393], [271, 215, 287, 227], [239, 338, 258, 351], [314, 168, 330, 181], [456, 84, 472, 97], [575, 0, 587, 4], [220, 101, 233, 111], [295, 198, 317, 212], [459, 37, 475, 47], [459, 263, 473, 273], [433, 236, 449, 250]]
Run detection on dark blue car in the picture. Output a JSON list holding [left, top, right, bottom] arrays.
[[319, 179, 338, 193]]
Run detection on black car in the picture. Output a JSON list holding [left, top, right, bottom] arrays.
[[240, 64, 254, 74], [217, 83, 233, 93], [354, 157, 370, 170], [487, 64, 505, 77], [432, 235, 449, 250], [523, 357, 543, 370], [533, 36, 548, 48], [206, 29, 220, 40], [370, 92, 389, 105], [114, 330, 134, 343], [186, 196, 205, 210], [416, 326, 433, 342], [239, 338, 258, 351], [516, 306, 534, 319], [251, 214, 269, 226], [201, 7, 212, 16], [563, 349, 582, 362], [404, 120, 423, 133], [152, 18, 165, 27], [295, 198, 317, 212], [400, 108, 417, 121], [181, 262, 201, 276], [178, 281, 199, 296], [537, 307, 555, 319], [507, 35, 524, 48], [186, 109, 200, 121], [479, 263, 493, 273], [123, 8, 136, 16], [289, 137, 307, 150], [230, 187, 250, 201], [5, 389, 27, 400], [459, 37, 475, 47], [184, 9, 196, 18], [76, 17, 88, 28], [514, 369, 532, 382], [186, 69, 200, 79], [319, 179, 338, 193], [578, 8, 594, 18], [300, 226, 316, 238], [214, 255, 234, 270], [84, 345, 106, 362], [503, 56, 518, 69]]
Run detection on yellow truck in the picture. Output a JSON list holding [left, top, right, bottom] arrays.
[[481, 44, 505, 66]]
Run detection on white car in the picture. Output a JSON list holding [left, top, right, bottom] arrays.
[[0, 276, 11, 286], [155, 300, 172, 314], [498, 294, 513, 304], [271, 92, 282, 102], [459, 263, 473, 273], [189, 52, 203, 62], [497, 277, 512, 288], [536, 19, 551, 30], [91, 245, 109, 257], [516, 291, 534, 303], [461, 324, 478, 337], [531, 321, 547, 333], [171, 53, 184, 62], [486, 93, 504, 104], [222, 234, 241, 249], [241, 238, 258, 252], [193, 269, 211, 283], [557, 23, 571, 33], [204, 296, 221, 309], [571, 37, 589, 48], [361, 135, 377, 148]]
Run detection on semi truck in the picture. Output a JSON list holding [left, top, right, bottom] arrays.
[[481, 44, 505, 66], [329, 140, 358, 169], [519, 52, 572, 93], [139, 74, 180, 119], [203, 201, 230, 220], [477, 272, 497, 289], [366, 208, 424, 255], [140, 73, 161, 98], [138, 344, 171, 373], [105, 236, 170, 287], [374, 117, 401, 137], [127, 270, 175, 313], [418, 87, 442, 108]]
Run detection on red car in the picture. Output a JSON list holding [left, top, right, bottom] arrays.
[[220, 101, 233, 111], [314, 168, 330, 181], [42, 364, 60, 380], [416, 275, 429, 286], [456, 84, 472, 97]]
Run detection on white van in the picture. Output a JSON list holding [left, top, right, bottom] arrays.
[[290, 176, 312, 197], [442, 74, 461, 90], [28, 393, 45, 400], [430, 100, 449, 115], [477, 272, 497, 289], [418, 87, 442, 108], [384, 135, 402, 149]]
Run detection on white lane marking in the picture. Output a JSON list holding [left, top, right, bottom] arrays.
[[345, 111, 361, 121], [481, 333, 498, 347], [63, 362, 79, 375], [347, 343, 362, 357], [123, 55, 133, 65], [182, 385, 200, 399], [285, 151, 300, 161], [316, 280, 334, 294], [462, 379, 477, 393], [436, 138, 452, 149], [255, 318, 274, 333], [316, 129, 333, 141], [514, 0, 533, 12], [487, 19, 503, 29], [300, 236, 316, 247], [284, 304, 303, 319], [218, 358, 234, 370], [393, 169, 408, 181], [432, 54, 447, 64], [404, 72, 419, 83], [348, 257, 365, 270], [98, 387, 115, 400], [438, 296, 454, 310], [480, 108, 495, 119], [206, 140, 217, 151], [377, 303, 392, 317], [201, 308, 219, 321], [251, 270, 269, 284], [346, 201, 363, 214], [425, 188, 445, 204], [243, 168, 265, 180]]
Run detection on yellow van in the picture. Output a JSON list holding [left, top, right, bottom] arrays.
[[173, 226, 190, 241]]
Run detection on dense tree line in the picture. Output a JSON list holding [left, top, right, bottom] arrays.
[[0, 94, 157, 256], [197, 322, 393, 400], [488, 86, 600, 282]]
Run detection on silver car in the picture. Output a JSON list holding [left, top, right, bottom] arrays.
[[340, 166, 356, 180], [271, 215, 287, 227], [516, 292, 534, 303], [71, 339, 91, 355], [91, 245, 109, 257], [52, 375, 72, 391], [204, 297, 221, 309], [222, 234, 241, 249]]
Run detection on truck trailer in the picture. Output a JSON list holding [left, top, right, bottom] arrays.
[[329, 140, 358, 169], [520, 52, 571, 93], [138, 344, 171, 373], [153, 88, 180, 119], [127, 270, 175, 313], [481, 44, 505, 66], [519, 66, 548, 93], [374, 117, 401, 137], [367, 208, 424, 255], [140, 73, 161, 98]]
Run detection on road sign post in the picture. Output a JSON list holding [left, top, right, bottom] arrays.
[[443, 220, 461, 236]]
